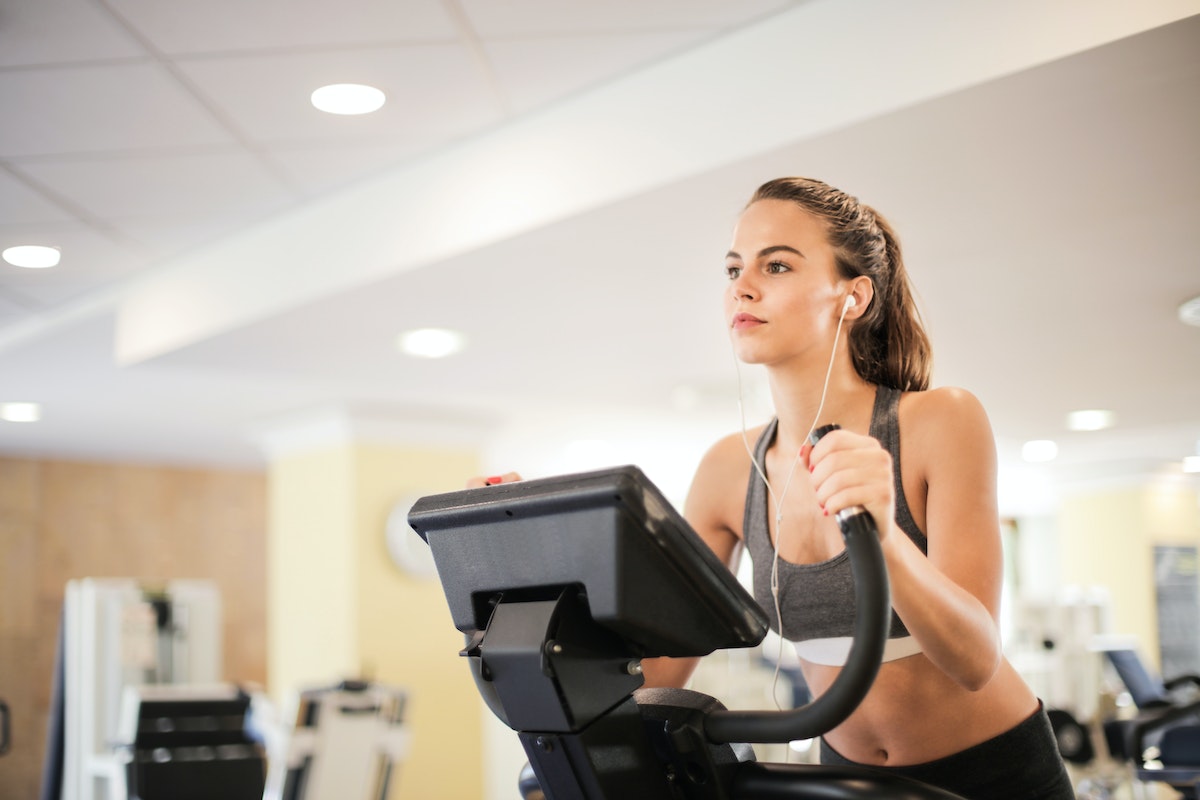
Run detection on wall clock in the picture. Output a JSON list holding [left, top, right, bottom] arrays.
[[384, 495, 439, 579]]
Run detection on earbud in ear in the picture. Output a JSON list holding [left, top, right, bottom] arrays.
[[843, 295, 857, 311]]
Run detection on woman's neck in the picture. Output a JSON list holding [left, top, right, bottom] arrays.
[[766, 358, 874, 451]]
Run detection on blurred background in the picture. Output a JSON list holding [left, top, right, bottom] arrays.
[[1, 1, 1198, 798]]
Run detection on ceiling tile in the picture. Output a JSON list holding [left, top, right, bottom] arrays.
[[175, 45, 502, 144], [0, 0, 145, 68], [0, 292, 36, 327], [266, 139, 432, 197], [0, 61, 236, 158], [18, 150, 298, 223], [461, 0, 795, 38], [107, 0, 458, 54], [486, 30, 713, 113], [0, 169, 78, 225]]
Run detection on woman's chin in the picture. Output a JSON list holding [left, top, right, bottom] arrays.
[[732, 350, 768, 366]]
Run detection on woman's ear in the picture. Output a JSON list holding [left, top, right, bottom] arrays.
[[845, 277, 874, 319]]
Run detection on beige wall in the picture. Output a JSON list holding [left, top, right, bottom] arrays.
[[268, 441, 484, 800], [356, 445, 486, 800], [1058, 478, 1200, 671], [268, 445, 360, 698], [0, 456, 267, 800]]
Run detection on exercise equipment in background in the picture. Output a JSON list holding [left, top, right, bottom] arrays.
[[1046, 706, 1096, 765], [1096, 643, 1200, 799], [1010, 587, 1113, 724], [58, 578, 222, 800], [115, 684, 266, 800], [272, 680, 409, 800]]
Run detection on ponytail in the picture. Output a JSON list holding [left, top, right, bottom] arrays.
[[849, 213, 931, 391]]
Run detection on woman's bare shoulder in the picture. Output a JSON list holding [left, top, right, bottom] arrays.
[[900, 386, 996, 480], [903, 386, 992, 436], [696, 426, 766, 478]]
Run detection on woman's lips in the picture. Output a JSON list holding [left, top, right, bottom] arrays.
[[732, 312, 765, 330]]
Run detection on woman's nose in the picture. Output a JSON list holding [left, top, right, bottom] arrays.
[[730, 272, 757, 300]]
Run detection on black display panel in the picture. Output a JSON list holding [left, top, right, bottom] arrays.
[[408, 465, 768, 658]]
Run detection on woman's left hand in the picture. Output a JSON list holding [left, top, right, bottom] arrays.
[[804, 428, 895, 541]]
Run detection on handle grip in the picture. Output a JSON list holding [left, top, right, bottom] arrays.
[[810, 424, 873, 528]]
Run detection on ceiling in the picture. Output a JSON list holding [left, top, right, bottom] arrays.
[[1, 1, 1199, 509]]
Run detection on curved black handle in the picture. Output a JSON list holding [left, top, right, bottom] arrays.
[[704, 424, 890, 744], [0, 698, 10, 756]]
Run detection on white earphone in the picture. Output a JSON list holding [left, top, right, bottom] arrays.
[[843, 294, 857, 312]]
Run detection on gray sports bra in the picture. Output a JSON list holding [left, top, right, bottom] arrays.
[[743, 386, 928, 665]]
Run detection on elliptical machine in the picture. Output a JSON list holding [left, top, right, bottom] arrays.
[[409, 427, 965, 799]]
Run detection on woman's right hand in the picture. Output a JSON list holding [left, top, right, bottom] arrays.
[[464, 471, 522, 489]]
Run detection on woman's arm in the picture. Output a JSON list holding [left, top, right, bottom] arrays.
[[641, 434, 747, 688], [895, 387, 1005, 689], [808, 388, 1005, 691]]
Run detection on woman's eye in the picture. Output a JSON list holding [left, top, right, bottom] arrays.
[[766, 261, 790, 274], [725, 265, 742, 280]]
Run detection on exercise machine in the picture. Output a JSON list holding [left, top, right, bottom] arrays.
[[114, 684, 267, 800], [1096, 644, 1200, 798], [409, 448, 965, 798], [274, 680, 410, 800], [59, 578, 222, 800]]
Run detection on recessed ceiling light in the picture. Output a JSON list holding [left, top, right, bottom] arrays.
[[3, 245, 61, 268], [1, 402, 41, 422], [311, 83, 386, 115], [1179, 295, 1200, 328], [1021, 439, 1058, 463], [397, 328, 466, 359], [1066, 409, 1116, 431]]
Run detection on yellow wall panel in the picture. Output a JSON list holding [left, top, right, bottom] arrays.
[[1059, 480, 1200, 670], [353, 445, 483, 800]]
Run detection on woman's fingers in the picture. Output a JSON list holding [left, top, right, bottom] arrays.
[[807, 432, 894, 532], [465, 471, 523, 489]]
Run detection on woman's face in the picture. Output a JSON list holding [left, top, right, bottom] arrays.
[[724, 199, 846, 366]]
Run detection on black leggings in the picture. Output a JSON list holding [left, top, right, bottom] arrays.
[[818, 702, 1074, 800]]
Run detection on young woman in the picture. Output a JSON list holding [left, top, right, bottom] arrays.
[[472, 177, 1073, 799], [641, 176, 1073, 799]]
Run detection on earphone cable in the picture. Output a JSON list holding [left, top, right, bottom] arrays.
[[732, 299, 852, 752]]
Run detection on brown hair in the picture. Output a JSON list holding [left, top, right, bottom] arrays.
[[748, 177, 932, 391]]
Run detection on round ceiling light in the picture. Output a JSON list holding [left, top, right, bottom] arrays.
[[1066, 409, 1116, 431], [3, 245, 61, 268], [1179, 295, 1200, 328], [1, 402, 41, 422], [397, 328, 466, 359], [311, 83, 386, 115], [1021, 439, 1058, 463]]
